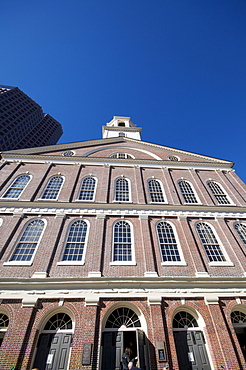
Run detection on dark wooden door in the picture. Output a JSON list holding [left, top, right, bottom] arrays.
[[174, 330, 211, 370], [33, 333, 72, 370]]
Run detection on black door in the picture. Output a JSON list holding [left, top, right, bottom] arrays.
[[174, 330, 211, 370], [33, 333, 72, 370]]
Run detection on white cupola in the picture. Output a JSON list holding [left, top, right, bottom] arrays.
[[102, 116, 142, 140]]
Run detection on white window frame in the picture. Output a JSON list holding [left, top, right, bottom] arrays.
[[1, 174, 31, 200], [110, 220, 136, 265], [76, 176, 97, 202], [177, 179, 202, 205], [40, 175, 65, 201], [206, 180, 234, 205], [113, 177, 132, 203], [156, 220, 186, 265], [4, 218, 47, 266], [195, 221, 233, 266], [58, 219, 90, 265], [147, 178, 167, 204]]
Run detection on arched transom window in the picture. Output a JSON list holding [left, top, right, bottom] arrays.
[[148, 179, 165, 203], [110, 153, 134, 159], [231, 311, 246, 325], [113, 221, 132, 262], [178, 180, 198, 204], [3, 174, 30, 199], [207, 181, 231, 205], [10, 219, 45, 262], [196, 222, 226, 262], [78, 176, 96, 201], [114, 178, 130, 202], [44, 313, 72, 331], [234, 223, 246, 246], [157, 221, 182, 263], [173, 311, 198, 328], [62, 220, 88, 262], [41, 175, 64, 200], [105, 307, 141, 328]]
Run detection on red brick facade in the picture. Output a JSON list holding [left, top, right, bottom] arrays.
[[0, 117, 246, 370]]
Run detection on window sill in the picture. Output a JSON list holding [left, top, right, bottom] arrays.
[[150, 201, 168, 205], [75, 199, 95, 202], [161, 261, 187, 266], [110, 261, 136, 266], [3, 261, 32, 266], [208, 261, 234, 267], [57, 261, 85, 265]]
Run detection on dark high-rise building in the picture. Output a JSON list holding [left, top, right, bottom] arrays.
[[0, 84, 63, 151]]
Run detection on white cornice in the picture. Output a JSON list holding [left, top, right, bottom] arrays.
[[0, 204, 245, 219], [0, 156, 234, 171]]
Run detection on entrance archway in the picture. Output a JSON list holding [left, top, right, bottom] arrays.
[[32, 312, 73, 370], [173, 309, 211, 370], [231, 309, 246, 360], [101, 305, 149, 370]]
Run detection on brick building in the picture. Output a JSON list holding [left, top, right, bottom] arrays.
[[0, 116, 246, 370], [0, 84, 63, 151]]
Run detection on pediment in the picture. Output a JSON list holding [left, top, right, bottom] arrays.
[[0, 137, 233, 166]]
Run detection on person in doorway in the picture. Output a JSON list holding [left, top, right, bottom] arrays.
[[128, 361, 141, 370], [122, 347, 133, 370]]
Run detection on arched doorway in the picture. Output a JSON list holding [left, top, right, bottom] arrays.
[[32, 312, 73, 370], [231, 309, 246, 360], [173, 310, 211, 370], [101, 306, 149, 370]]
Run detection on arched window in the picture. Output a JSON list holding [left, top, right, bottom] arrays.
[[178, 180, 199, 204], [61, 220, 88, 263], [41, 175, 64, 200], [44, 313, 72, 331], [105, 307, 141, 328], [0, 313, 9, 347], [234, 223, 246, 246], [2, 174, 30, 199], [157, 221, 183, 263], [196, 222, 226, 262], [148, 179, 165, 203], [10, 219, 45, 262], [110, 153, 134, 159], [78, 176, 96, 201], [207, 181, 231, 205], [173, 311, 198, 328], [114, 178, 130, 202], [113, 220, 133, 262]]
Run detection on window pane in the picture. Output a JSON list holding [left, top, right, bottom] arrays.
[[178, 180, 198, 203], [207, 181, 230, 204], [11, 219, 44, 261], [3, 175, 30, 199], [157, 221, 181, 262], [115, 178, 130, 202], [62, 220, 87, 261], [78, 177, 96, 201], [113, 221, 132, 261], [148, 179, 165, 202], [234, 223, 246, 246], [196, 222, 226, 262], [41, 176, 64, 200]]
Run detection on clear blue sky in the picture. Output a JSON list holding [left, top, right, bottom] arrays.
[[1, 1, 246, 182]]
